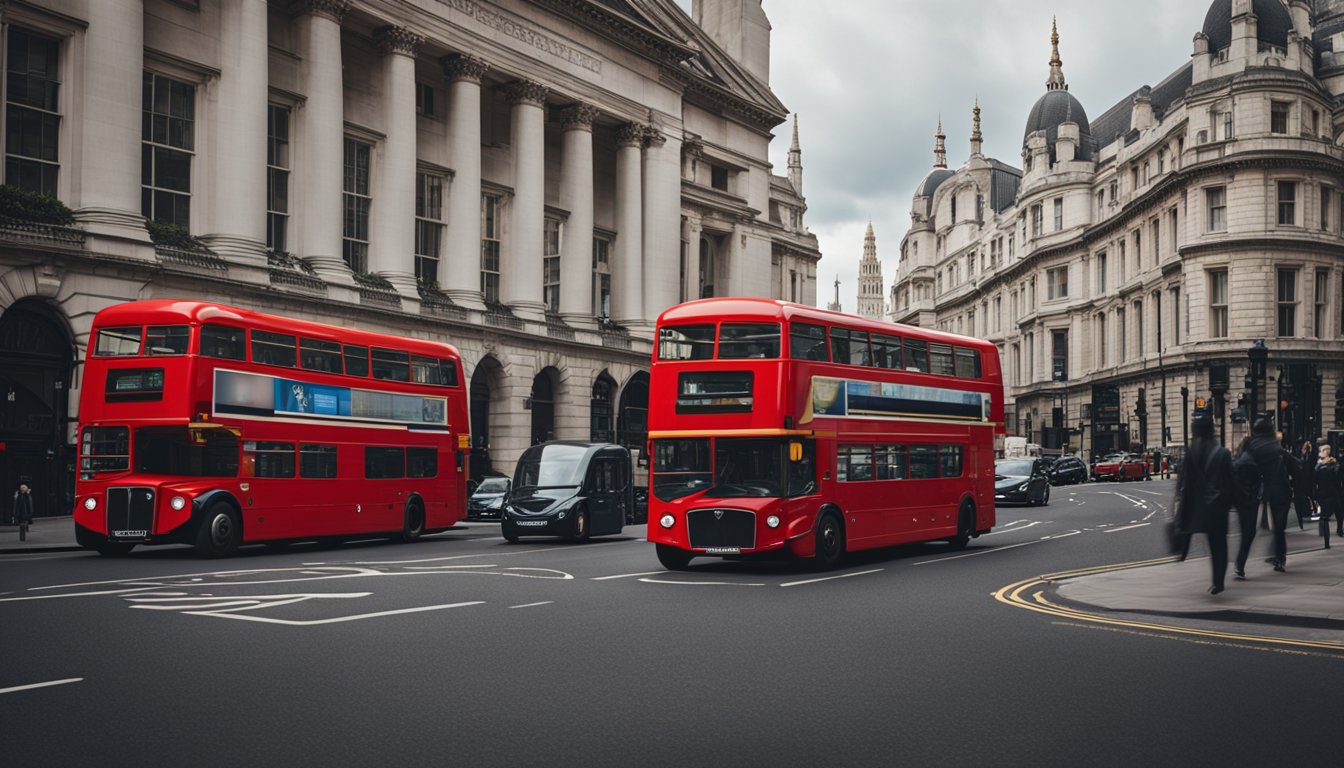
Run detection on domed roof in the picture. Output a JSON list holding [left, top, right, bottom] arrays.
[[1202, 0, 1294, 53], [1023, 89, 1093, 162], [917, 168, 954, 198]]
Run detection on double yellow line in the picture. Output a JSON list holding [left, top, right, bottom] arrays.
[[994, 557, 1344, 656]]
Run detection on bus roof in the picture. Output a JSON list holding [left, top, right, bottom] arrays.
[[657, 297, 996, 354], [91, 300, 462, 359]]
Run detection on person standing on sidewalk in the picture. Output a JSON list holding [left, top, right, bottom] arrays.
[[1231, 435, 1261, 580], [1245, 419, 1297, 573], [1174, 416, 1233, 594], [13, 483, 35, 538], [1295, 439, 1317, 529], [1315, 445, 1342, 549]]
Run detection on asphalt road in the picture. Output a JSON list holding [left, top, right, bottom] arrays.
[[2, 478, 1339, 767]]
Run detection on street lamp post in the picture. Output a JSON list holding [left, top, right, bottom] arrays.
[[1180, 385, 1189, 447]]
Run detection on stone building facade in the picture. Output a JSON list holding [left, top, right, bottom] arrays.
[[892, 1, 1344, 459], [0, 0, 821, 517]]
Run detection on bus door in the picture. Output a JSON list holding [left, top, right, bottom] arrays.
[[836, 444, 884, 544]]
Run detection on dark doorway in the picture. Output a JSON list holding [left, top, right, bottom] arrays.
[[469, 356, 502, 483], [617, 371, 649, 449], [0, 299, 73, 521], [590, 372, 616, 443], [530, 367, 558, 445]]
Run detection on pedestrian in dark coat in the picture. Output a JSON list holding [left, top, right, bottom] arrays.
[[1295, 440, 1317, 529], [1315, 446, 1342, 549], [13, 483, 34, 526], [1175, 416, 1232, 594], [1244, 419, 1297, 572], [1231, 435, 1260, 580]]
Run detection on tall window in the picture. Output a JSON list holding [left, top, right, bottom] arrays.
[[1151, 218, 1160, 263], [1118, 240, 1127, 283], [1322, 187, 1333, 231], [1134, 300, 1145, 356], [1169, 208, 1179, 253], [415, 172, 444, 285], [1270, 101, 1289, 134], [1050, 329, 1067, 381], [141, 72, 195, 228], [1277, 268, 1298, 336], [1220, 110, 1233, 141], [1206, 186, 1226, 231], [1154, 291, 1163, 351], [1314, 269, 1329, 339], [266, 105, 290, 252], [1277, 181, 1296, 226], [341, 138, 372, 272], [1047, 266, 1068, 300], [1117, 307, 1126, 358], [1171, 286, 1181, 345], [5, 28, 61, 195], [1053, 197, 1063, 231], [1208, 270, 1228, 338], [481, 194, 501, 304], [543, 216, 562, 314], [1133, 229, 1142, 271], [593, 235, 612, 319], [1096, 313, 1107, 368], [1030, 204, 1043, 237], [1096, 252, 1107, 293]]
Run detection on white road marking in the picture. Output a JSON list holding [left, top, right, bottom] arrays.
[[1100, 492, 1148, 508], [637, 578, 764, 586], [780, 569, 883, 588], [509, 601, 554, 609], [981, 520, 1046, 536], [1103, 522, 1152, 533], [914, 530, 1082, 564], [182, 600, 483, 626], [0, 585, 164, 603], [0, 678, 83, 695], [591, 571, 665, 581]]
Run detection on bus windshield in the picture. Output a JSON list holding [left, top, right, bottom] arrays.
[[653, 437, 814, 500], [135, 426, 239, 477]]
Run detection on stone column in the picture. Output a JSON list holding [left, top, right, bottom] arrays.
[[202, 0, 269, 275], [641, 127, 682, 327], [370, 26, 424, 300], [502, 80, 548, 321], [682, 214, 702, 302], [72, 0, 152, 256], [612, 124, 645, 328], [558, 103, 600, 327], [295, 0, 350, 284], [441, 54, 490, 309]]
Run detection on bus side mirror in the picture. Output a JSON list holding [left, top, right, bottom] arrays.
[[789, 441, 803, 462]]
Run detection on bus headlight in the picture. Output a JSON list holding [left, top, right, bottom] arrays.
[[83, 497, 97, 511], [766, 515, 781, 529], [659, 514, 675, 529], [170, 495, 188, 511]]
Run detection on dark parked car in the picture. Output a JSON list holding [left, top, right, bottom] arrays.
[[995, 458, 1051, 506], [502, 442, 631, 542], [1049, 456, 1089, 486], [466, 476, 510, 521]]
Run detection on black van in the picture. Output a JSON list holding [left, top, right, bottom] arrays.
[[501, 442, 632, 542]]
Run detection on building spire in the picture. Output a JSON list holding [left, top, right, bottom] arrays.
[[970, 98, 983, 157], [788, 113, 803, 194], [857, 223, 883, 319], [933, 116, 947, 169], [828, 276, 842, 312], [1046, 16, 1068, 91]]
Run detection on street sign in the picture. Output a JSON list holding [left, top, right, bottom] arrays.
[[1092, 383, 1120, 424]]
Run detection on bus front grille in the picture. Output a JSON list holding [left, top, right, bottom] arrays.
[[107, 487, 155, 539], [687, 509, 755, 550]]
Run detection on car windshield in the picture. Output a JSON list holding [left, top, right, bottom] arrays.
[[514, 444, 586, 491], [476, 478, 509, 494], [996, 460, 1035, 476]]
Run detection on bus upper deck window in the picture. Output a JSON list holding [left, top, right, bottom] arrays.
[[145, 325, 190, 355], [658, 325, 714, 361], [718, 323, 780, 359], [200, 325, 246, 360], [95, 326, 142, 356]]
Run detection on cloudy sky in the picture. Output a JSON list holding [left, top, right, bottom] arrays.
[[675, 0, 1207, 312]]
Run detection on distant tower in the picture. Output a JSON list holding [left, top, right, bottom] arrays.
[[933, 116, 947, 169], [856, 222, 884, 318], [970, 98, 983, 157], [788, 113, 803, 194], [828, 277, 841, 312], [1047, 16, 1067, 91]]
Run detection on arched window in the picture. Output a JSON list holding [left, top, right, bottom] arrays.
[[590, 373, 616, 442], [530, 367, 559, 445]]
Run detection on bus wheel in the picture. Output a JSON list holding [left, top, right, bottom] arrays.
[[571, 507, 590, 542], [949, 502, 975, 550], [195, 502, 241, 558], [96, 542, 135, 557], [812, 511, 845, 571], [656, 543, 692, 570], [400, 500, 425, 543]]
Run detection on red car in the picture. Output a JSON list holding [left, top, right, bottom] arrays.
[[1091, 452, 1150, 482]]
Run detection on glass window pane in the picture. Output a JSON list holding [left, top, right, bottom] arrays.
[[95, 327, 143, 356], [200, 325, 246, 360], [658, 325, 715, 361], [718, 323, 780, 359]]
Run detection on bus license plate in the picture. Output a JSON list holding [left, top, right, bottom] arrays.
[[113, 530, 147, 538], [703, 547, 740, 554], [516, 521, 547, 527]]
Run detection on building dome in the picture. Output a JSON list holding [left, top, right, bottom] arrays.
[[916, 168, 954, 198], [1201, 0, 1294, 53], [1022, 89, 1093, 162]]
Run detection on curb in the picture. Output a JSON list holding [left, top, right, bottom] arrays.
[[1041, 582, 1344, 631]]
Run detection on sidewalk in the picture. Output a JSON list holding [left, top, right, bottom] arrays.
[[1055, 526, 1344, 626], [0, 515, 83, 553]]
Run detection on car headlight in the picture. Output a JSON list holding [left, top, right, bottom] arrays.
[[170, 495, 188, 511], [1018, 483, 1030, 492], [83, 496, 97, 511], [659, 514, 675, 529], [766, 515, 781, 529], [487, 496, 503, 509], [557, 510, 566, 519]]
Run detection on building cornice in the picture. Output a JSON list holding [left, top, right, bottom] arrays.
[[527, 0, 697, 66]]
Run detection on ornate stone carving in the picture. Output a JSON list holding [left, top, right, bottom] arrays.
[[294, 0, 350, 23], [441, 54, 490, 83], [559, 103, 600, 131], [643, 126, 667, 148], [502, 79, 548, 107], [616, 123, 645, 148], [375, 26, 424, 58]]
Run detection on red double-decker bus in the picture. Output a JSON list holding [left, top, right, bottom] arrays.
[[72, 300, 469, 557], [646, 298, 1004, 570]]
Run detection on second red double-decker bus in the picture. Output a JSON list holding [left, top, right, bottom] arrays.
[[72, 300, 469, 557], [646, 298, 1004, 570]]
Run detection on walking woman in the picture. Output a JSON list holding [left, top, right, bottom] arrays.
[[1315, 445, 1342, 549], [1175, 416, 1234, 594], [1295, 439, 1317, 529]]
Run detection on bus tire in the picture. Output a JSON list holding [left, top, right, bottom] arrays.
[[195, 501, 241, 558], [97, 542, 135, 557], [400, 500, 425, 543], [656, 543, 692, 570], [949, 501, 975, 550], [570, 506, 590, 542], [812, 511, 845, 571]]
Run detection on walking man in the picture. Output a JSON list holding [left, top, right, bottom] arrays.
[[1245, 420, 1297, 572], [13, 483, 35, 540]]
